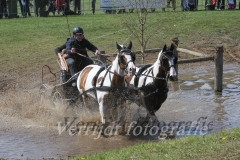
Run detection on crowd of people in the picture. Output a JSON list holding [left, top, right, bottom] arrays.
[[0, 0, 96, 18], [0, 0, 239, 19], [102, 0, 239, 13], [165, 0, 239, 11]]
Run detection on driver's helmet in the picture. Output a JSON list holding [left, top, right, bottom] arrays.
[[72, 26, 84, 35]]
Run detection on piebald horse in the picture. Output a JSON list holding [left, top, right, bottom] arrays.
[[129, 44, 178, 126], [77, 41, 136, 125]]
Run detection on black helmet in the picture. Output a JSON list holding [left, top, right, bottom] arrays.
[[72, 26, 84, 35]]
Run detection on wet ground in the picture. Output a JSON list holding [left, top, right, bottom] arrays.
[[0, 63, 240, 159], [159, 63, 240, 134]]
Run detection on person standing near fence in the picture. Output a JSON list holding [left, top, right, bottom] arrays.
[[26, 0, 31, 16], [0, 0, 8, 19], [74, 0, 81, 14], [181, 0, 189, 11], [188, 0, 195, 10], [92, 0, 96, 15], [48, 0, 56, 16], [18, 0, 31, 17], [167, 0, 176, 11], [228, 0, 236, 9]]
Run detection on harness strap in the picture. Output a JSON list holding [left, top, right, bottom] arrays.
[[92, 67, 105, 86], [142, 67, 153, 87], [91, 66, 105, 99], [80, 86, 123, 96], [100, 65, 112, 87], [134, 64, 152, 88]]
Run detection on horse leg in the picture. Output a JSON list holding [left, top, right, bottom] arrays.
[[98, 101, 107, 124], [116, 105, 127, 133], [116, 105, 123, 124], [82, 95, 87, 107], [141, 95, 160, 127], [81, 95, 92, 114], [149, 113, 160, 126]]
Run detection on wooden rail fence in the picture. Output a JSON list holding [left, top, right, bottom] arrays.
[[96, 39, 223, 93]]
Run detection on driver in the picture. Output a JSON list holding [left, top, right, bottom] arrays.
[[64, 26, 101, 76]]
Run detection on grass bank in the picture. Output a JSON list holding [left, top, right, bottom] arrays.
[[0, 10, 239, 73], [73, 127, 240, 160]]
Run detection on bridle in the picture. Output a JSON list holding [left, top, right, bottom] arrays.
[[118, 49, 135, 74], [159, 51, 177, 81], [160, 51, 176, 71]]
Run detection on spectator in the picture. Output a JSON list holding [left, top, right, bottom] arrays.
[[181, 0, 189, 11], [0, 0, 8, 19], [19, 0, 31, 17], [161, 0, 166, 12], [216, 0, 225, 10], [166, 0, 176, 11], [48, 0, 56, 16], [92, 0, 96, 15], [55, 0, 65, 15], [188, 0, 195, 11], [73, 0, 81, 14], [228, 0, 236, 9], [26, 0, 31, 16]]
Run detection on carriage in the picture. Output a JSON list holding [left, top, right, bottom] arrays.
[[40, 65, 80, 108], [40, 42, 178, 135], [39, 51, 107, 108]]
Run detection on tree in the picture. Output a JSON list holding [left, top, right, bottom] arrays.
[[120, 0, 165, 64]]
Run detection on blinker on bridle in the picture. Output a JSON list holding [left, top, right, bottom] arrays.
[[160, 51, 176, 72], [118, 49, 135, 75]]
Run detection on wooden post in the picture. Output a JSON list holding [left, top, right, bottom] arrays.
[[171, 37, 179, 80], [214, 46, 223, 92]]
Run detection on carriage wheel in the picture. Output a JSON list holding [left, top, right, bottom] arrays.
[[52, 90, 64, 108]]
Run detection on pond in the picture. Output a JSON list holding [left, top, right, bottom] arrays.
[[0, 63, 239, 159]]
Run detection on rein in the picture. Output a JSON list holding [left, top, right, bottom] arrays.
[[80, 83, 169, 101], [80, 55, 132, 96], [75, 52, 107, 68]]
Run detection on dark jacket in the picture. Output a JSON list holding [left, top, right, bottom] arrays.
[[65, 37, 98, 57]]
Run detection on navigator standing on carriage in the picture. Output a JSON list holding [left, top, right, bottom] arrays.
[[65, 26, 101, 77]]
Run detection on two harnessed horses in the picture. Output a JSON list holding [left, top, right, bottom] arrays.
[[77, 41, 136, 126], [128, 44, 178, 126]]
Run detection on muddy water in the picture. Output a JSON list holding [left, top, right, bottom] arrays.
[[1, 63, 240, 159], [0, 124, 141, 159], [159, 63, 240, 134]]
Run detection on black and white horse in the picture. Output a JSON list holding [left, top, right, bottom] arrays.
[[129, 44, 178, 126], [77, 41, 136, 125]]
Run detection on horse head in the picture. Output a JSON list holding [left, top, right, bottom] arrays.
[[159, 44, 178, 81], [116, 41, 136, 76]]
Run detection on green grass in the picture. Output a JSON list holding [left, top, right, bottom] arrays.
[[0, 8, 240, 73], [73, 128, 240, 160]]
